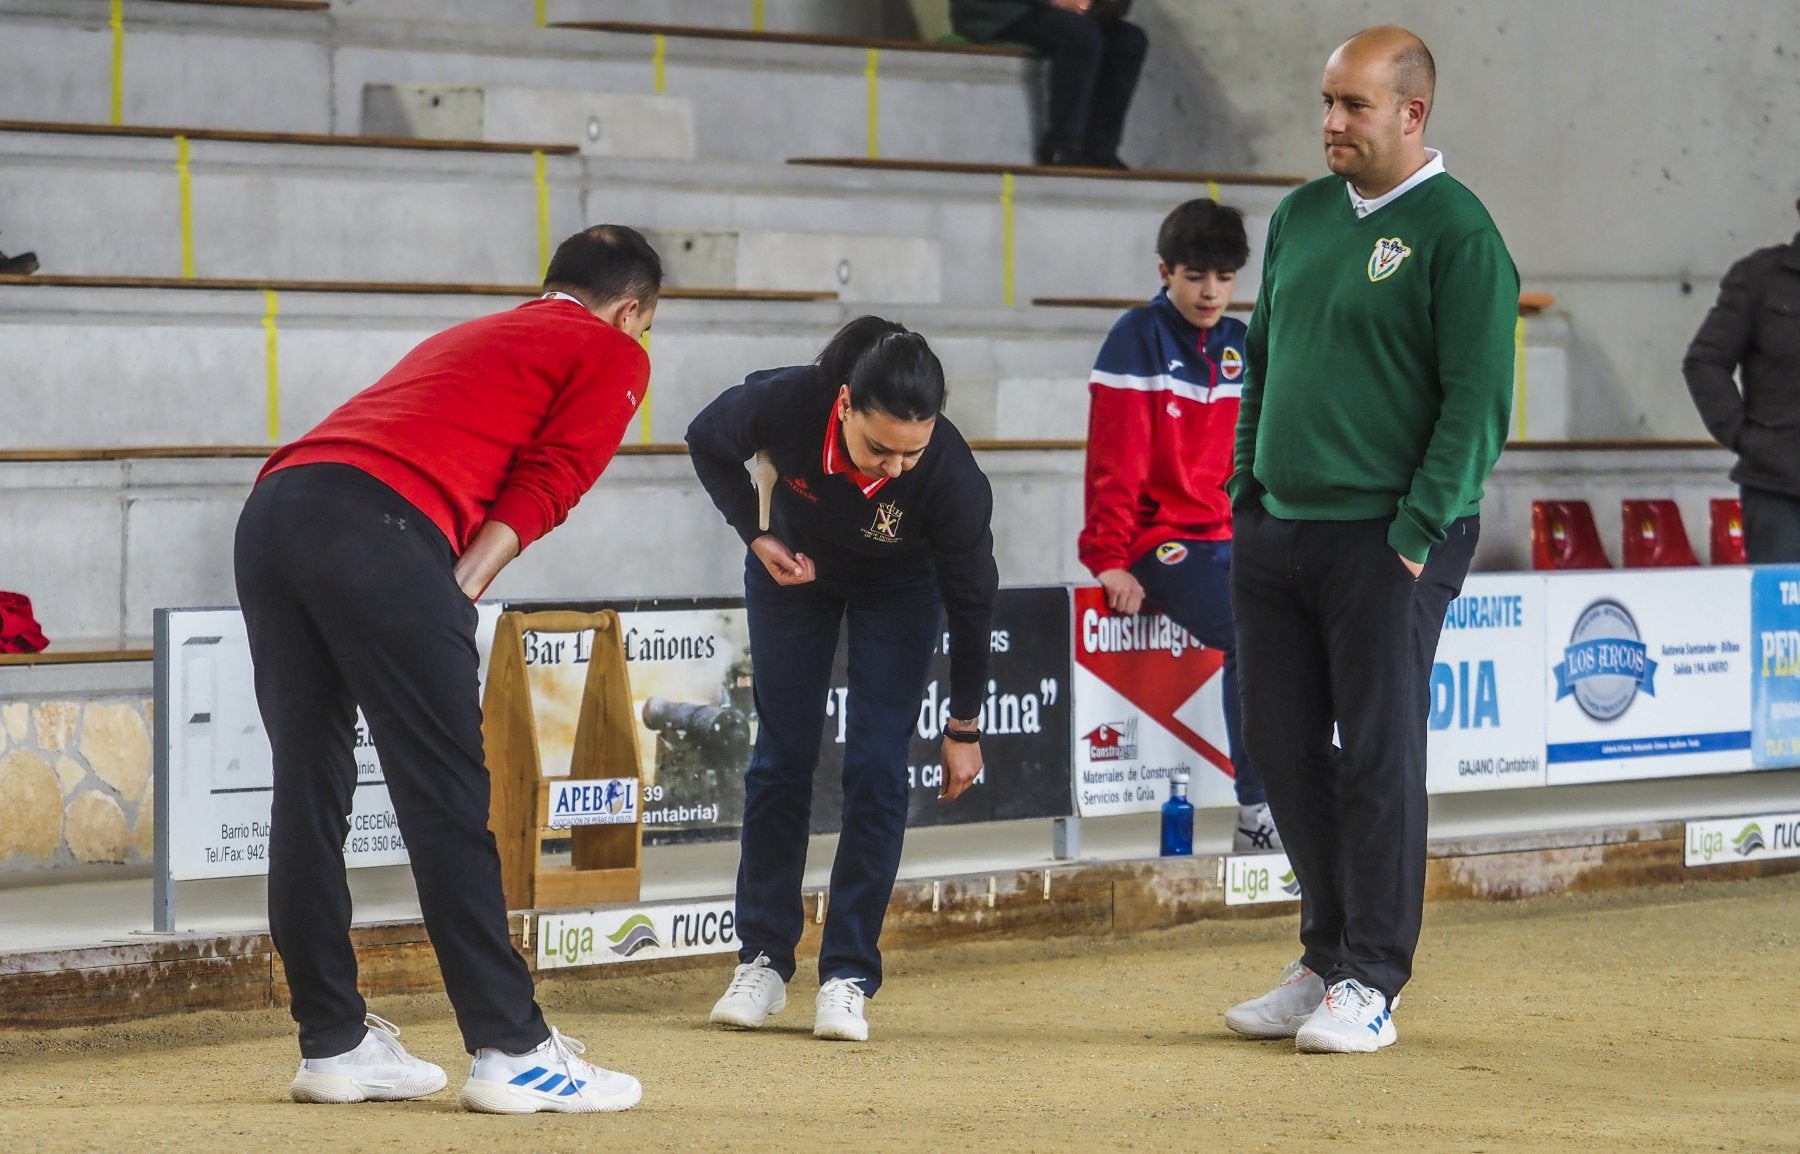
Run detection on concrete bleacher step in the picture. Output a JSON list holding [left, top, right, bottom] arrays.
[[332, 16, 1037, 164], [0, 2, 1039, 162], [1, 128, 1288, 301], [644, 228, 941, 303], [2, 0, 333, 133], [361, 85, 696, 160], [0, 281, 1118, 447]]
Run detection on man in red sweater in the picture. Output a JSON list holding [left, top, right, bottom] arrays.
[[234, 225, 658, 1114]]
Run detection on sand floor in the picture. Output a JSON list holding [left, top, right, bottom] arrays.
[[2, 872, 1796, 1153]]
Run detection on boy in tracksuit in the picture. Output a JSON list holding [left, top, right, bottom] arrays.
[[1078, 199, 1277, 851]]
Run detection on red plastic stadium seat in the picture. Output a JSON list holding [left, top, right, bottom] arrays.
[[1621, 499, 1699, 567], [1710, 498, 1746, 564], [1531, 500, 1612, 570]]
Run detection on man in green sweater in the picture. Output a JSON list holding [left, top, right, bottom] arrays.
[[1221, 26, 1516, 1054]]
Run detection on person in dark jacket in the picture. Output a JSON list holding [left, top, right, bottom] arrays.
[[950, 0, 1147, 168], [686, 316, 998, 1043], [1683, 197, 1800, 562]]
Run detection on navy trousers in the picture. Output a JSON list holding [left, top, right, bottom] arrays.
[[734, 561, 942, 996], [235, 464, 549, 1058], [997, 6, 1148, 163], [1232, 509, 1478, 1002], [1129, 538, 1264, 806]]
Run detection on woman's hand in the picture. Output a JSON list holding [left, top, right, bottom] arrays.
[[938, 719, 984, 802], [751, 534, 816, 585]]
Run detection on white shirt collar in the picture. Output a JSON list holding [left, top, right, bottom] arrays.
[[541, 290, 586, 306], [1348, 149, 1445, 217]]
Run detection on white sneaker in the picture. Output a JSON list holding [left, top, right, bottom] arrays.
[[289, 1013, 448, 1103], [1223, 959, 1325, 1039], [459, 1027, 642, 1114], [813, 976, 869, 1042], [1232, 803, 1283, 852], [1295, 978, 1397, 1053], [709, 953, 788, 1028]]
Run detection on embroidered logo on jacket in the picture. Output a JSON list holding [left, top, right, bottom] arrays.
[[1367, 236, 1412, 282], [862, 501, 905, 542], [1219, 347, 1243, 381], [785, 476, 818, 503]]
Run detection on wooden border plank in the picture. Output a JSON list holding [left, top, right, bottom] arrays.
[[0, 649, 152, 667]]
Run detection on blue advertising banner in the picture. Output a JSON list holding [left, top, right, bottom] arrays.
[[1750, 567, 1800, 770]]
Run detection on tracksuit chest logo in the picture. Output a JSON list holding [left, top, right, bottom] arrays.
[[1367, 236, 1412, 282], [862, 501, 905, 543]]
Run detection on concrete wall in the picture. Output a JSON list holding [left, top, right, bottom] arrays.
[[0, 444, 1734, 649], [1124, 0, 1800, 440]]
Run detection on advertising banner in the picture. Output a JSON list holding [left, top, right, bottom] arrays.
[[1684, 811, 1800, 867], [1070, 586, 1237, 815], [536, 899, 741, 970], [518, 587, 1074, 845], [1425, 575, 1549, 793], [1543, 570, 1754, 784], [1750, 567, 1800, 770], [155, 604, 502, 882], [1221, 852, 1300, 906]]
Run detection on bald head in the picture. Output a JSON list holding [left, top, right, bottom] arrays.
[[1335, 26, 1436, 110]]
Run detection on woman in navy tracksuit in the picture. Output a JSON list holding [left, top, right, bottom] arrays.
[[686, 316, 998, 1043]]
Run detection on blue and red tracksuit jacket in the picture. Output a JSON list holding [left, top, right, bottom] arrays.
[[1078, 289, 1248, 576]]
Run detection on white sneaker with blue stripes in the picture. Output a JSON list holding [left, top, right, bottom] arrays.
[[459, 1027, 642, 1114], [1294, 978, 1398, 1053], [290, 1013, 448, 1103]]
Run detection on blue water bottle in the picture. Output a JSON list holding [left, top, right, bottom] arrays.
[[1160, 772, 1194, 856]]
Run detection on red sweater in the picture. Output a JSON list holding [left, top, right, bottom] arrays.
[[262, 298, 648, 554]]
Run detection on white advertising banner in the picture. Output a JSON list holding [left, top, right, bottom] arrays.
[[1425, 575, 1549, 793], [1070, 586, 1238, 816], [1221, 852, 1300, 906], [1684, 811, 1800, 867], [158, 604, 501, 882], [536, 899, 740, 969], [1543, 570, 1755, 785]]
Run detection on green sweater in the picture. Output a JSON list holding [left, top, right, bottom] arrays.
[[1230, 170, 1518, 562]]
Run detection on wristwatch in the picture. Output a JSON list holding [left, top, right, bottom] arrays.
[[944, 718, 982, 744]]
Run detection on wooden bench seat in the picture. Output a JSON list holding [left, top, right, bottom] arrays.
[[0, 120, 578, 156], [1033, 293, 1558, 315], [550, 21, 1029, 58], [0, 274, 836, 303], [788, 157, 1307, 187]]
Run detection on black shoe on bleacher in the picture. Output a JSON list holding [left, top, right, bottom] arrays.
[[0, 240, 39, 276]]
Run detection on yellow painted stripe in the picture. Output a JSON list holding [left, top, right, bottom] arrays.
[[638, 330, 652, 443], [110, 0, 125, 126], [751, 0, 764, 31], [1206, 179, 1221, 203], [175, 135, 195, 278], [1000, 171, 1015, 306], [1513, 314, 1528, 440], [534, 0, 545, 28], [534, 150, 550, 278], [263, 290, 281, 442], [865, 49, 880, 159], [653, 33, 667, 94]]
